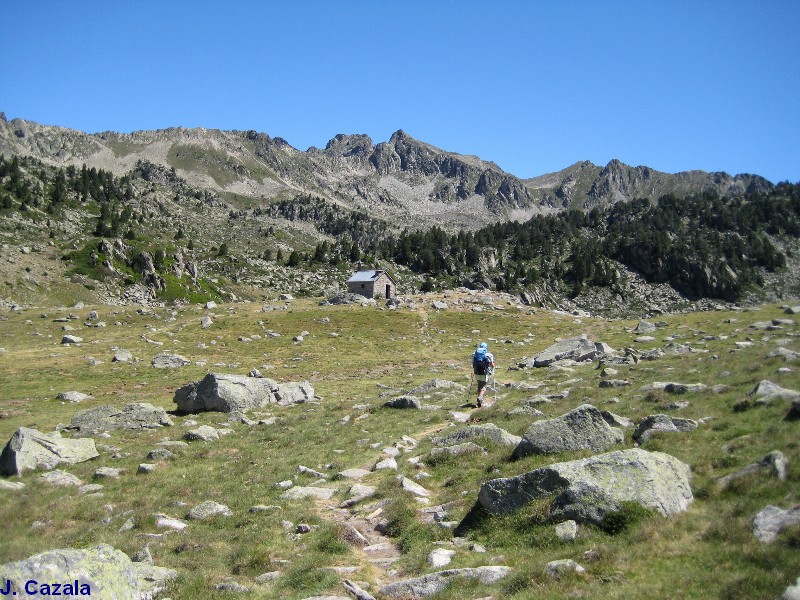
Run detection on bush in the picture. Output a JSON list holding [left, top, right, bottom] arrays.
[[599, 501, 657, 535]]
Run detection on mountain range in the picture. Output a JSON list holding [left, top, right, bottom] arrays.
[[0, 113, 773, 229]]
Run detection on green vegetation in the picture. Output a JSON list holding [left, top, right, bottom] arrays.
[[0, 298, 798, 599], [242, 185, 800, 302]]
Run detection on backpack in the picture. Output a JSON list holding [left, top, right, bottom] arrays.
[[473, 350, 491, 375]]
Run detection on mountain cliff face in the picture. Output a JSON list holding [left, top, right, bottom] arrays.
[[0, 112, 773, 229], [525, 159, 772, 210]]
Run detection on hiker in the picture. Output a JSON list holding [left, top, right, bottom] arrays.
[[472, 342, 495, 407]]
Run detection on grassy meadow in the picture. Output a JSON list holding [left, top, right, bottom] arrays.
[[0, 296, 799, 599]]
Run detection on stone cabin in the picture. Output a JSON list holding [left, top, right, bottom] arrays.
[[347, 270, 397, 299]]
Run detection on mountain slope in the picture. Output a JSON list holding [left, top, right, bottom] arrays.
[[0, 113, 773, 229]]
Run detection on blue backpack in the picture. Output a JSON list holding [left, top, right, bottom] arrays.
[[473, 349, 492, 375]]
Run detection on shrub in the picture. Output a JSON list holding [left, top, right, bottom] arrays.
[[599, 501, 657, 535]]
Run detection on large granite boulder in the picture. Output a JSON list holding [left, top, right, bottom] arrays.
[[69, 403, 173, 433], [0, 427, 99, 476], [474, 448, 692, 526], [432, 423, 521, 448], [174, 373, 314, 413], [0, 543, 177, 598], [530, 335, 601, 367], [512, 404, 624, 458], [377, 566, 511, 598]]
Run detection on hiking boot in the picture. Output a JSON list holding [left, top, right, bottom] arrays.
[[476, 398, 482, 407]]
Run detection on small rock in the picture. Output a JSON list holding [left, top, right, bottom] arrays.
[[384, 396, 421, 409], [214, 581, 250, 593], [118, 518, 135, 533], [254, 571, 282, 583], [545, 559, 585, 578], [39, 470, 82, 486], [184, 426, 219, 442], [112, 349, 133, 363], [753, 505, 800, 542], [94, 467, 122, 479], [56, 391, 91, 403], [599, 379, 630, 388], [428, 548, 456, 567], [555, 520, 578, 541]]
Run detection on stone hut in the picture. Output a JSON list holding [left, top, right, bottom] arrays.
[[347, 270, 396, 299]]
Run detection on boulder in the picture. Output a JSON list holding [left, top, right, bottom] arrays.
[[374, 457, 398, 471], [768, 347, 800, 361], [0, 544, 177, 599], [399, 476, 430, 497], [545, 559, 585, 578], [599, 379, 630, 388], [184, 426, 219, 442], [407, 379, 466, 395], [112, 349, 133, 363], [716, 450, 787, 487], [512, 404, 624, 458], [187, 501, 232, 520], [432, 423, 521, 448], [600, 411, 633, 428], [530, 335, 600, 367], [633, 415, 698, 444], [554, 520, 578, 541], [428, 548, 455, 567], [61, 335, 83, 344], [633, 320, 656, 334], [174, 373, 314, 413], [40, 469, 83, 486], [0, 427, 99, 475], [749, 380, 800, 401], [377, 566, 511, 598], [430, 442, 485, 460], [784, 577, 800, 600], [280, 486, 335, 500], [70, 403, 173, 432], [94, 467, 122, 479], [384, 395, 421, 409], [341, 483, 377, 507], [151, 354, 190, 369], [56, 391, 91, 403], [474, 448, 692, 526], [753, 505, 800, 542]]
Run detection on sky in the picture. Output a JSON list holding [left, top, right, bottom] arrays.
[[1, 1, 798, 183]]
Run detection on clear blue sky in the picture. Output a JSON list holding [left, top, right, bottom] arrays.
[[2, 1, 798, 183]]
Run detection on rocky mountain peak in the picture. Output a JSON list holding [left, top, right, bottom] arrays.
[[324, 133, 374, 157], [0, 113, 777, 228]]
